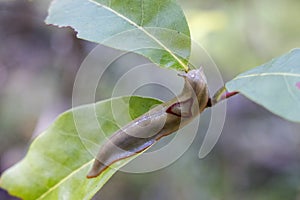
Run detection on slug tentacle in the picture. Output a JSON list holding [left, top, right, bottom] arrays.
[[87, 68, 209, 178]]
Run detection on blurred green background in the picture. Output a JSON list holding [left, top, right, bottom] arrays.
[[0, 0, 300, 199]]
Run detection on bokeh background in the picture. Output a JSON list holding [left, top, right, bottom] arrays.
[[0, 0, 300, 199]]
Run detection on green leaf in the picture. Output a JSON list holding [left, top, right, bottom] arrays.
[[45, 0, 191, 71], [0, 96, 162, 200], [226, 48, 300, 123]]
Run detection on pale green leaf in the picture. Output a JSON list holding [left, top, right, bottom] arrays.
[[0, 96, 162, 200], [226, 48, 300, 122]]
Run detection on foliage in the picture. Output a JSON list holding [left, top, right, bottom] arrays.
[[226, 49, 300, 122], [0, 96, 162, 200], [0, 0, 299, 199], [45, 0, 191, 71]]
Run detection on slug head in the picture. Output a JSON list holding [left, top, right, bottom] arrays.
[[179, 68, 209, 104]]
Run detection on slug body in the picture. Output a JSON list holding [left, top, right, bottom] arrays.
[[87, 68, 209, 178]]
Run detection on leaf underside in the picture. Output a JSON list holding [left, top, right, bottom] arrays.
[[46, 0, 191, 71], [0, 96, 162, 200], [226, 48, 300, 123]]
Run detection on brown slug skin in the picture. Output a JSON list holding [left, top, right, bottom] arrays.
[[87, 68, 209, 178]]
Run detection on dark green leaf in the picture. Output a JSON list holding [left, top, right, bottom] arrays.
[[45, 0, 191, 71]]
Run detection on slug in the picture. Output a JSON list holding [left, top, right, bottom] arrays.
[[87, 68, 209, 178]]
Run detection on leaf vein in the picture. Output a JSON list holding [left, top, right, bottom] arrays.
[[36, 160, 93, 200], [234, 72, 300, 80], [283, 75, 299, 103], [89, 0, 188, 71]]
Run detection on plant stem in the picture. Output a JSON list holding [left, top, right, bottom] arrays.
[[206, 86, 238, 107]]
